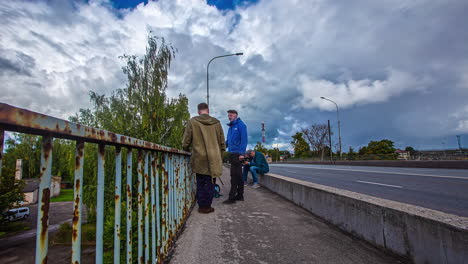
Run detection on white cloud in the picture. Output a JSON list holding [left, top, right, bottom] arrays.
[[451, 106, 468, 133], [1, 0, 468, 149], [297, 69, 429, 110]]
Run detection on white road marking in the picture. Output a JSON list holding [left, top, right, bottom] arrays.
[[356, 180, 403, 188], [285, 170, 296, 173], [271, 165, 468, 180]]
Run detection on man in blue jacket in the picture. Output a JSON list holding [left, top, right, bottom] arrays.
[[243, 150, 269, 188], [223, 109, 248, 204]]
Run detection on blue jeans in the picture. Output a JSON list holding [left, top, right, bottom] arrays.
[[243, 165, 259, 184]]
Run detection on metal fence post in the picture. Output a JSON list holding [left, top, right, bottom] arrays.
[[181, 156, 186, 220], [35, 135, 53, 264], [176, 155, 181, 228], [96, 144, 105, 264], [150, 152, 157, 264], [162, 153, 168, 254], [114, 147, 122, 264], [144, 151, 150, 263], [0, 128, 4, 179], [169, 154, 174, 238], [137, 149, 144, 264], [155, 152, 161, 261], [72, 141, 84, 264], [126, 148, 133, 264]]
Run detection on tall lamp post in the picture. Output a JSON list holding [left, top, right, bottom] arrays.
[[206, 53, 243, 105], [321, 97, 342, 159]]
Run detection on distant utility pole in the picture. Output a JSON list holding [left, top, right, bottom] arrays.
[[328, 120, 333, 162], [262, 121, 265, 143], [442, 140, 447, 159]]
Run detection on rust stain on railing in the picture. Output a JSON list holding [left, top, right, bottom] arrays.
[[0, 102, 195, 264]]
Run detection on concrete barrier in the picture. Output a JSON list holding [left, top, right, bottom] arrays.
[[279, 160, 468, 169], [259, 173, 468, 264]]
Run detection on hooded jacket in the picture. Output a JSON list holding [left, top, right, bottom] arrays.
[[250, 151, 269, 174], [226, 118, 248, 154], [182, 114, 226, 178]]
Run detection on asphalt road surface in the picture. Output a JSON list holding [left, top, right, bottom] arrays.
[[269, 164, 468, 217], [0, 201, 91, 264]]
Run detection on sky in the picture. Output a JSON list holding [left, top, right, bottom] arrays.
[[1, 0, 468, 151]]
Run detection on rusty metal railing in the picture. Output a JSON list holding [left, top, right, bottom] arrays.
[[0, 103, 195, 264]]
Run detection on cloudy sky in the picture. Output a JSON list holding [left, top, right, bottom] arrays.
[[1, 0, 467, 151]]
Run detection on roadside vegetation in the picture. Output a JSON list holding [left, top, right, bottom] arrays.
[[0, 221, 30, 238], [52, 222, 96, 245], [51, 189, 74, 203]]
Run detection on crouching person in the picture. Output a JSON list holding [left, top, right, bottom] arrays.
[[182, 103, 226, 214], [243, 150, 269, 188]]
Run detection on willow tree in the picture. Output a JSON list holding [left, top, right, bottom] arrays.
[[72, 35, 189, 147], [69, 35, 190, 261]]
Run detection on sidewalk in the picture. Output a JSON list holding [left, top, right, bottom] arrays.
[[171, 168, 405, 264]]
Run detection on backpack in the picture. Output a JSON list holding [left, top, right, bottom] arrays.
[[213, 184, 222, 198]]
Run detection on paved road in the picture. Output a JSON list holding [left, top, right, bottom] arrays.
[[0, 201, 91, 264], [269, 164, 468, 217]]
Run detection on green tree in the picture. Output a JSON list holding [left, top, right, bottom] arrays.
[[347, 147, 357, 160], [405, 146, 415, 153], [267, 147, 280, 162], [2, 134, 41, 179], [254, 142, 268, 154], [69, 35, 189, 262], [366, 139, 396, 154], [71, 36, 188, 149], [291, 132, 310, 158], [279, 150, 291, 159], [359, 139, 397, 160], [0, 166, 25, 218], [2, 134, 75, 182]]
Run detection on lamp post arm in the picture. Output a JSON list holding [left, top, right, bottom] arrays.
[[321, 97, 342, 159], [206, 53, 242, 106]]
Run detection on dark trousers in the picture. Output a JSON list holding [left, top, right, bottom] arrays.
[[196, 174, 214, 208], [228, 153, 244, 200]]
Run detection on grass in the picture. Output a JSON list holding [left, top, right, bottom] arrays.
[[52, 222, 96, 244], [51, 188, 74, 202], [0, 221, 30, 238]]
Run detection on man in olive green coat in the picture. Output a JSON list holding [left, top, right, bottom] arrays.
[[182, 103, 226, 213]]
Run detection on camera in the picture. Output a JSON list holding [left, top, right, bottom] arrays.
[[240, 156, 251, 163]]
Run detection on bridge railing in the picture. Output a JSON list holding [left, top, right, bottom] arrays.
[[0, 103, 195, 264]]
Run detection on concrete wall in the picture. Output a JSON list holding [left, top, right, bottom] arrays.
[[51, 176, 61, 197], [280, 160, 468, 169], [259, 173, 468, 264], [24, 190, 38, 204]]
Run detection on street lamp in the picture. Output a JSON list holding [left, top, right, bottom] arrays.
[[206, 53, 243, 106], [320, 97, 342, 159]]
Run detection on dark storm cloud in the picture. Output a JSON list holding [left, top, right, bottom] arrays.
[[1, 0, 467, 150]]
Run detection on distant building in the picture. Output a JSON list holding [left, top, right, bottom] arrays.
[[50, 176, 62, 197], [23, 179, 40, 204], [22, 176, 62, 204], [395, 149, 410, 160]]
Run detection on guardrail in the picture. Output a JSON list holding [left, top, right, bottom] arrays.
[[0, 103, 195, 264]]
